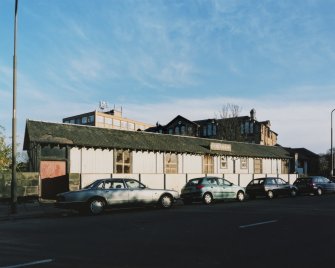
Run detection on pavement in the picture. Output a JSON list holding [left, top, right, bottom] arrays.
[[0, 198, 73, 221]]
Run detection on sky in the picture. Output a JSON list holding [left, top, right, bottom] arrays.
[[0, 0, 335, 155]]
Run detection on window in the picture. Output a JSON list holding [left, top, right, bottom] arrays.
[[128, 122, 135, 130], [240, 158, 248, 169], [125, 179, 144, 189], [207, 124, 212, 136], [180, 126, 186, 135], [213, 125, 217, 136], [250, 122, 254, 134], [114, 119, 121, 127], [203, 127, 207, 136], [88, 115, 95, 123], [281, 159, 289, 174], [240, 123, 244, 134], [276, 178, 286, 185], [266, 178, 276, 185], [115, 150, 131, 173], [105, 118, 113, 125], [165, 153, 178, 174], [96, 115, 104, 123], [245, 122, 249, 134], [82, 117, 87, 124], [218, 178, 232, 186], [175, 126, 180, 135], [168, 128, 173, 134], [220, 156, 228, 169], [203, 155, 214, 174], [254, 159, 263, 174], [121, 121, 128, 129]]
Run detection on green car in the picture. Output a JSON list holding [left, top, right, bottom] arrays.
[[180, 176, 246, 205]]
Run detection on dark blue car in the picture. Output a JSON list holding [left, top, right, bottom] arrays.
[[293, 176, 335, 196]]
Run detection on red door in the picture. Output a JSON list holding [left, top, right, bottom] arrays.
[[40, 161, 68, 199]]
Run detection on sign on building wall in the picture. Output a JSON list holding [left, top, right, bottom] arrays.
[[210, 142, 232, 152]]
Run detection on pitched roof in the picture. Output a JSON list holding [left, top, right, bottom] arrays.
[[24, 120, 291, 159]]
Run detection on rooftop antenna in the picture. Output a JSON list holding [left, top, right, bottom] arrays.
[[99, 101, 108, 111]]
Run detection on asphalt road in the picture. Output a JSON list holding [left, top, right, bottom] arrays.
[[1, 194, 335, 268]]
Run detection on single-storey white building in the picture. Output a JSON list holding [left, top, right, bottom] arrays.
[[24, 120, 296, 199]]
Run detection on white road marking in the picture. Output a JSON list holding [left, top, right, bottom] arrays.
[[0, 259, 53, 268], [239, 219, 278, 229]]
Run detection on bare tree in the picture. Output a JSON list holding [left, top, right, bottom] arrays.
[[216, 103, 243, 141]]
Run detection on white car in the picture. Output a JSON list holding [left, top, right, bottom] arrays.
[[56, 178, 179, 215]]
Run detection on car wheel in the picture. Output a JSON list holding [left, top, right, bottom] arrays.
[[236, 191, 245, 202], [159, 194, 173, 209], [88, 198, 106, 215], [290, 189, 297, 197], [203, 193, 213, 205], [316, 188, 323, 196], [267, 190, 274, 199]]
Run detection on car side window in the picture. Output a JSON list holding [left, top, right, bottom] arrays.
[[104, 181, 112, 189], [223, 179, 232, 186], [111, 181, 125, 189], [208, 178, 218, 185], [217, 179, 224, 186], [266, 179, 276, 185], [96, 181, 105, 189], [276, 179, 285, 185], [126, 180, 143, 189]]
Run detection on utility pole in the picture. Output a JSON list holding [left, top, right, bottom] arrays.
[[11, 0, 18, 214], [331, 109, 335, 178]]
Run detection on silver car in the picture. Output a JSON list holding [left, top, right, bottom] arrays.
[[56, 178, 179, 215], [180, 176, 246, 204]]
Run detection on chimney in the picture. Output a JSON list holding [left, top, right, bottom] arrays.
[[250, 109, 256, 120]]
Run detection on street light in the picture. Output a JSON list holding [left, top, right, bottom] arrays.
[[331, 109, 335, 178], [11, 0, 18, 214]]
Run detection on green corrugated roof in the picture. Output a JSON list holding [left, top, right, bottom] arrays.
[[24, 120, 291, 159]]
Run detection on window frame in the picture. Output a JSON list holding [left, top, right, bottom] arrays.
[[115, 150, 132, 174], [254, 158, 263, 174], [203, 155, 214, 174], [164, 153, 178, 174], [240, 157, 248, 169]]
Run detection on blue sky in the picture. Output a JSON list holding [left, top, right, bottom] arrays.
[[1, 0, 335, 154]]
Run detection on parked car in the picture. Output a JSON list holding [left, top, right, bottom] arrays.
[[246, 177, 298, 199], [293, 176, 335, 196], [55, 178, 179, 215], [180, 176, 246, 205]]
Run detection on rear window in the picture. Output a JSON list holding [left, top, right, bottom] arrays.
[[186, 179, 202, 186]]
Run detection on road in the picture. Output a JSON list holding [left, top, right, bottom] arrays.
[[1, 194, 335, 268]]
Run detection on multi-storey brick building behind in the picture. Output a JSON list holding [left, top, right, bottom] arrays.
[[63, 108, 153, 132], [147, 109, 278, 146]]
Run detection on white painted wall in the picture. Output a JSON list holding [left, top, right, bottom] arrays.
[[68, 146, 298, 192], [133, 151, 157, 173], [70, 148, 113, 174]]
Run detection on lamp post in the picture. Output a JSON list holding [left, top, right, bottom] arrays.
[[11, 0, 18, 214], [331, 109, 335, 178]]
